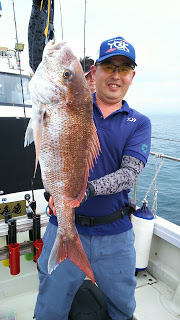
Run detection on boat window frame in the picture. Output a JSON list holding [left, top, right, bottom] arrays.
[[0, 71, 32, 107]]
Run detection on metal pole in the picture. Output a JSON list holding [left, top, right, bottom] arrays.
[[150, 152, 180, 162], [83, 0, 87, 71]]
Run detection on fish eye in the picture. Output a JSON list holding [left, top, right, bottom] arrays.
[[63, 70, 71, 79]]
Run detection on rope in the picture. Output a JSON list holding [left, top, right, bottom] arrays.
[[44, 0, 50, 37], [151, 155, 158, 216], [40, 0, 44, 10], [143, 153, 164, 216]]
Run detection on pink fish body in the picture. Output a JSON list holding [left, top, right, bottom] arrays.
[[24, 41, 100, 283]]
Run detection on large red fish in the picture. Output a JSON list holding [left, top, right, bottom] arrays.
[[24, 41, 101, 283]]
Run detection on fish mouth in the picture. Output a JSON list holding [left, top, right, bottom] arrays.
[[48, 40, 67, 50], [44, 40, 68, 59]]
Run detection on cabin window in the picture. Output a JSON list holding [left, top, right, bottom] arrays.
[[0, 73, 31, 105]]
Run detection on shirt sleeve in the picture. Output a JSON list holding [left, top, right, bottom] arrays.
[[123, 115, 151, 165], [90, 155, 144, 196]]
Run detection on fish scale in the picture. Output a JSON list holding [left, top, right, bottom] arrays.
[[24, 40, 101, 283]]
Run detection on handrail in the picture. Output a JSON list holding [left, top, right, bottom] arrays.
[[150, 152, 180, 162], [133, 151, 180, 204]]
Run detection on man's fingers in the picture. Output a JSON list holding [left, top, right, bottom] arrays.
[[49, 196, 57, 216]]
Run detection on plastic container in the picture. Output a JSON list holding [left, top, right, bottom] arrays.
[[33, 238, 43, 262], [9, 243, 20, 275], [2, 258, 9, 267], [24, 252, 34, 261]]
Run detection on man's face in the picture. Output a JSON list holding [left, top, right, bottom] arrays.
[[85, 72, 96, 94], [91, 56, 135, 105]]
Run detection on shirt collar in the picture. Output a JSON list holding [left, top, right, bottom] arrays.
[[92, 93, 130, 114]]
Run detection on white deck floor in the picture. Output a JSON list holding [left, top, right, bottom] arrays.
[[134, 271, 179, 320], [0, 290, 37, 320], [0, 261, 179, 320]]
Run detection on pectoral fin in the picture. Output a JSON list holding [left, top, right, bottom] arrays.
[[33, 111, 45, 176], [25, 109, 45, 177], [24, 119, 34, 147]]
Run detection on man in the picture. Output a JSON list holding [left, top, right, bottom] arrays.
[[80, 56, 96, 93], [34, 36, 151, 320]]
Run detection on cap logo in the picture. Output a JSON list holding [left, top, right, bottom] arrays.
[[105, 48, 116, 53], [105, 39, 129, 54]]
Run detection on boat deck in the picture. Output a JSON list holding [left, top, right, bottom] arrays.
[[134, 270, 179, 320], [0, 258, 179, 320], [0, 214, 179, 319]]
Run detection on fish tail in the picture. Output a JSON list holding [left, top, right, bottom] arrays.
[[48, 229, 95, 284]]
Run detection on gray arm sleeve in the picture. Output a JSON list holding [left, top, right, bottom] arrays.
[[90, 155, 144, 196]]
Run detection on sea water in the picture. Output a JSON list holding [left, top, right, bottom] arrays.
[[130, 113, 180, 226]]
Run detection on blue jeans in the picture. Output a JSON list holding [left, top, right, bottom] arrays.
[[34, 223, 136, 320]]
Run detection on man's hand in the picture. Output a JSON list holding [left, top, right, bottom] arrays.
[[44, 182, 95, 216], [49, 196, 57, 216], [80, 182, 95, 206]]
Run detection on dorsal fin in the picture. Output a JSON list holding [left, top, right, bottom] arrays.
[[88, 121, 101, 171], [64, 121, 101, 208]]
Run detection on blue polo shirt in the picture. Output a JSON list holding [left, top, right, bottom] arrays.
[[50, 94, 151, 235]]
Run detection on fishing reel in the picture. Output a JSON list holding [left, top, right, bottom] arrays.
[[25, 193, 36, 219]]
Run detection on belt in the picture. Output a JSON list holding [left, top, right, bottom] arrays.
[[75, 205, 135, 227]]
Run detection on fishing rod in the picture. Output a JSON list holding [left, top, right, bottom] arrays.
[[12, 0, 38, 214], [59, 0, 63, 40], [12, 0, 26, 119], [83, 0, 87, 72]]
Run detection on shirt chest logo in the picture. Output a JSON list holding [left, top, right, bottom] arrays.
[[127, 117, 136, 122]]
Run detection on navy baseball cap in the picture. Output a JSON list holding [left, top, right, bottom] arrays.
[[96, 36, 137, 66]]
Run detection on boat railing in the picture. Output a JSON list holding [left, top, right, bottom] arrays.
[[149, 151, 180, 162], [133, 151, 180, 212], [133, 151, 180, 248]]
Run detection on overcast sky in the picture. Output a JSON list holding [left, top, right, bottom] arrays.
[[0, 0, 180, 114]]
